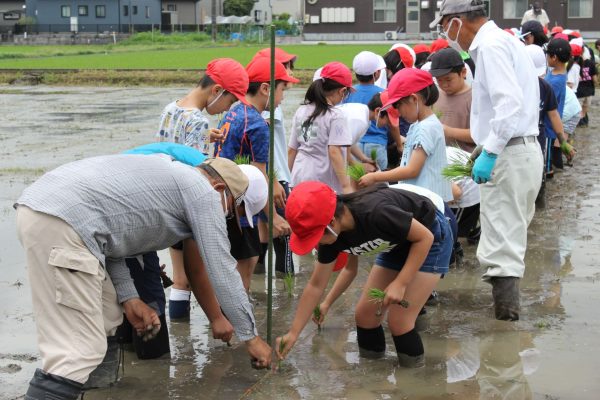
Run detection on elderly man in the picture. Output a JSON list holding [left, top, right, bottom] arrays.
[[16, 155, 272, 399], [521, 2, 550, 28], [431, 0, 543, 321]]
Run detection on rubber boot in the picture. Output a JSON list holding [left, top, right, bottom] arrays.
[[491, 276, 520, 321], [82, 336, 121, 390], [168, 299, 190, 321], [356, 326, 386, 359], [392, 330, 425, 368], [25, 368, 83, 400], [132, 313, 170, 360]]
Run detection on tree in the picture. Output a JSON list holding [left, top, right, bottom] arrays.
[[223, 0, 255, 17]]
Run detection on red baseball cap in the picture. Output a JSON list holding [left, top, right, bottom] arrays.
[[430, 38, 449, 54], [286, 181, 337, 255], [571, 30, 582, 38], [571, 44, 583, 57], [551, 26, 563, 35], [553, 33, 569, 42], [379, 90, 399, 127], [320, 61, 354, 89], [383, 68, 434, 109], [254, 47, 298, 64], [413, 44, 431, 54], [245, 57, 300, 84], [393, 47, 415, 69], [206, 58, 249, 105]]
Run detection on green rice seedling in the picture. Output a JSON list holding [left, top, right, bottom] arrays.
[[313, 305, 322, 332], [370, 148, 378, 163], [441, 150, 473, 181], [278, 337, 286, 370], [368, 287, 409, 311], [284, 272, 294, 298], [233, 154, 250, 165], [347, 163, 367, 181]]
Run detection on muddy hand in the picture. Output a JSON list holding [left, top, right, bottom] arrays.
[[275, 333, 297, 361], [123, 298, 161, 341], [245, 336, 272, 370], [209, 128, 224, 143]]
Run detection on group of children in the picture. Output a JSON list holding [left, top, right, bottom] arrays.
[[58, 25, 599, 382]]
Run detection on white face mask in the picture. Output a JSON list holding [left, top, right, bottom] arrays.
[[443, 18, 465, 53]]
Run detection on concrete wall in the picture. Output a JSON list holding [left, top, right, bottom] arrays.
[[161, 0, 198, 25]]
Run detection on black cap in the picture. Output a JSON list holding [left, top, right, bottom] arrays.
[[429, 48, 465, 77], [521, 20, 544, 35], [546, 38, 571, 57]]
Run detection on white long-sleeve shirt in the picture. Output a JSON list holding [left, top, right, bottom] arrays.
[[469, 21, 540, 155]]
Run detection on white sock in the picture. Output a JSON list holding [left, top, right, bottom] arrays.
[[169, 288, 191, 301]]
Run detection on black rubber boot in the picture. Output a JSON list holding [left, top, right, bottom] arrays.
[[392, 329, 425, 368], [132, 313, 170, 360], [25, 368, 83, 400], [491, 276, 520, 321], [82, 336, 121, 390], [356, 326, 386, 359]]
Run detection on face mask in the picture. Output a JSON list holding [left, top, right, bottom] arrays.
[[443, 18, 465, 53], [206, 90, 225, 110]]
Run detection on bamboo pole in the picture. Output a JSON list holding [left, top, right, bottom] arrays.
[[266, 24, 276, 345]]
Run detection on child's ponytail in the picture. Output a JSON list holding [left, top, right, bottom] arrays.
[[302, 78, 345, 130]]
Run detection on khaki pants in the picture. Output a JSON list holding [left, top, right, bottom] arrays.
[[16, 206, 123, 384], [478, 140, 543, 281]]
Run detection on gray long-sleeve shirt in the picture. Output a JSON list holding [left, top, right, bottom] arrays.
[[16, 154, 257, 341]]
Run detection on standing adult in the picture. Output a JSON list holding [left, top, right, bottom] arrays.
[[431, 0, 543, 321], [521, 2, 550, 28], [15, 155, 272, 399]]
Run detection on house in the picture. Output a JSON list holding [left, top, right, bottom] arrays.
[[0, 0, 25, 30], [272, 0, 302, 20], [25, 0, 161, 32], [303, 0, 597, 41]]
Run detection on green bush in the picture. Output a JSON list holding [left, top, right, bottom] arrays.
[[121, 31, 211, 45]]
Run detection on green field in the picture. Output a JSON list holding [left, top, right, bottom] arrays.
[[0, 43, 393, 70]]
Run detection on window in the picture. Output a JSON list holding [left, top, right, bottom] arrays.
[[373, 0, 396, 23], [482, 0, 491, 17], [569, 0, 593, 18], [503, 0, 527, 19], [61, 5, 71, 18], [167, 4, 176, 11], [95, 5, 106, 18], [123, 5, 128, 16], [145, 6, 150, 18], [133, 5, 138, 15], [78, 5, 88, 16]]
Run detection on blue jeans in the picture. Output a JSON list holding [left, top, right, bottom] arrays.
[[359, 142, 388, 171], [376, 209, 453, 275]]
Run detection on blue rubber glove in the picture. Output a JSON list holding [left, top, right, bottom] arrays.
[[472, 149, 497, 184]]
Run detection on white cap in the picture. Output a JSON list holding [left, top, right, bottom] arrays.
[[525, 44, 547, 77], [389, 43, 417, 65], [352, 51, 386, 76], [237, 164, 267, 228], [336, 103, 370, 145], [312, 67, 323, 81], [570, 37, 584, 47]]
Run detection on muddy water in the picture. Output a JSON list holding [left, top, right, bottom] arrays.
[[0, 86, 599, 400]]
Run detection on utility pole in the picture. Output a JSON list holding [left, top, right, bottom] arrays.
[[211, 0, 217, 42]]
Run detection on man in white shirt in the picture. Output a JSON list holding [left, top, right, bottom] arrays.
[[521, 2, 550, 28], [431, 0, 543, 321]]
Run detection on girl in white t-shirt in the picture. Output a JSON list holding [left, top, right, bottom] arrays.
[[288, 62, 355, 194]]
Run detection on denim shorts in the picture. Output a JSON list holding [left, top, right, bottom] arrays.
[[375, 209, 453, 275]]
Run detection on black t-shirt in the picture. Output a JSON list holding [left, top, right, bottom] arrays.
[[576, 59, 597, 98], [538, 78, 558, 136], [317, 185, 437, 264]]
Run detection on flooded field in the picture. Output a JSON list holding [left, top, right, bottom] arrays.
[[0, 86, 599, 400]]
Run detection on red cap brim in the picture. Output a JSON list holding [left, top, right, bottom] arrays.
[[290, 228, 325, 256], [231, 92, 250, 105]]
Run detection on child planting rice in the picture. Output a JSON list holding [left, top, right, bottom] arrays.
[[276, 181, 453, 368]]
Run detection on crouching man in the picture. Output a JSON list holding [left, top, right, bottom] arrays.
[[15, 155, 272, 399]]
